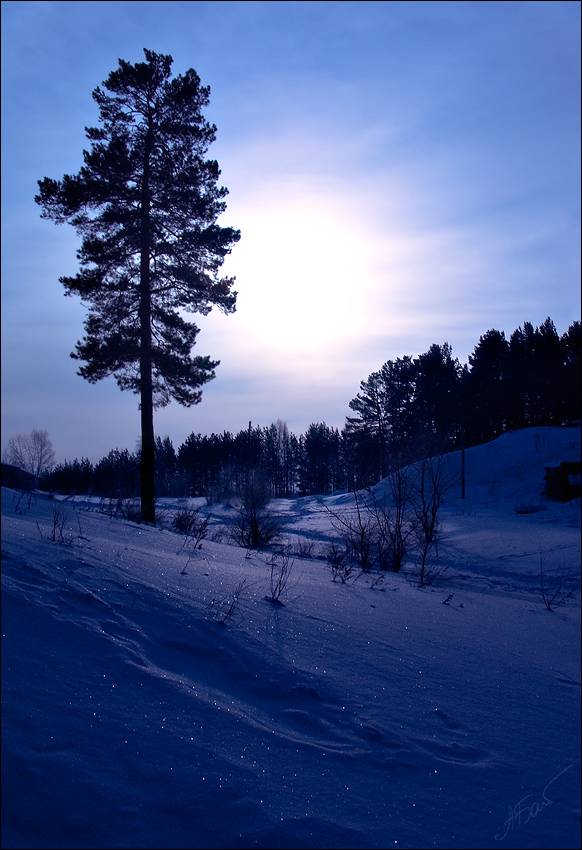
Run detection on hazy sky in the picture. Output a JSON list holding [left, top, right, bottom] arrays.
[[2, 0, 580, 463]]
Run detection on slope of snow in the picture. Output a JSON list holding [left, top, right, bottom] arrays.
[[2, 427, 580, 849]]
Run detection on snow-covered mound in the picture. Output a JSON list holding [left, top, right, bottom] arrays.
[[1, 428, 580, 849]]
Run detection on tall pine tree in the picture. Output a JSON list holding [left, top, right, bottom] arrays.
[[36, 50, 240, 523]]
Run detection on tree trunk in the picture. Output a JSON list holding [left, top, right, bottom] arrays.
[[139, 124, 156, 524]]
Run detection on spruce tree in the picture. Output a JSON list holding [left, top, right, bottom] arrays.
[[35, 49, 240, 523], [466, 329, 510, 443]]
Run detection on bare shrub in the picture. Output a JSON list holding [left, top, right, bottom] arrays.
[[174, 507, 210, 553], [171, 505, 210, 545], [383, 464, 416, 571], [98, 496, 164, 525], [98, 496, 140, 520], [229, 471, 282, 548], [51, 502, 72, 543], [75, 513, 90, 544], [345, 491, 378, 572], [211, 527, 226, 543], [325, 539, 348, 568], [410, 560, 449, 586], [98, 496, 117, 517], [230, 506, 282, 548], [320, 479, 413, 574], [319, 443, 453, 583], [292, 538, 315, 558], [13, 489, 36, 513], [37, 502, 73, 544], [539, 547, 579, 610], [409, 452, 456, 585], [367, 482, 414, 573], [206, 579, 247, 626], [320, 490, 378, 572], [267, 551, 294, 603], [116, 498, 142, 521], [325, 540, 354, 582]]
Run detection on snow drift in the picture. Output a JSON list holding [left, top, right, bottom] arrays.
[[1, 427, 580, 849]]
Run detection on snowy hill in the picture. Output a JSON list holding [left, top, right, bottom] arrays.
[[1, 427, 580, 849]]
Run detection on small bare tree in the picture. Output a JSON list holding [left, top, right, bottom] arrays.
[[409, 451, 457, 585], [37, 502, 73, 545], [374, 463, 415, 572], [267, 550, 294, 603], [319, 490, 378, 572], [319, 482, 406, 575], [3, 429, 56, 486]]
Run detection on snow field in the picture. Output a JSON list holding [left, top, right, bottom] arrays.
[[2, 426, 580, 849]]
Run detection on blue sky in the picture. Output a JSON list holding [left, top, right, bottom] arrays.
[[2, 0, 580, 463]]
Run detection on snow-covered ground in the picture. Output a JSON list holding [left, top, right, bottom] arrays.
[[2, 426, 580, 850]]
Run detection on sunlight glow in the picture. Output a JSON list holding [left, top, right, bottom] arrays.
[[222, 192, 379, 358]]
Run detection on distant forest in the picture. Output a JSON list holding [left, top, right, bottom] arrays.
[[42, 318, 580, 498]]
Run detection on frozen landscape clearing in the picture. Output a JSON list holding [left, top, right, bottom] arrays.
[[1, 426, 580, 850]]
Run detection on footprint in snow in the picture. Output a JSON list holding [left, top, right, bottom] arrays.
[[433, 707, 461, 730]]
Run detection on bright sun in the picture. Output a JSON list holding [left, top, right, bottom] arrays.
[[225, 193, 377, 357]]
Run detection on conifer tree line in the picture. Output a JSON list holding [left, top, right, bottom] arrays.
[[42, 317, 580, 499]]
